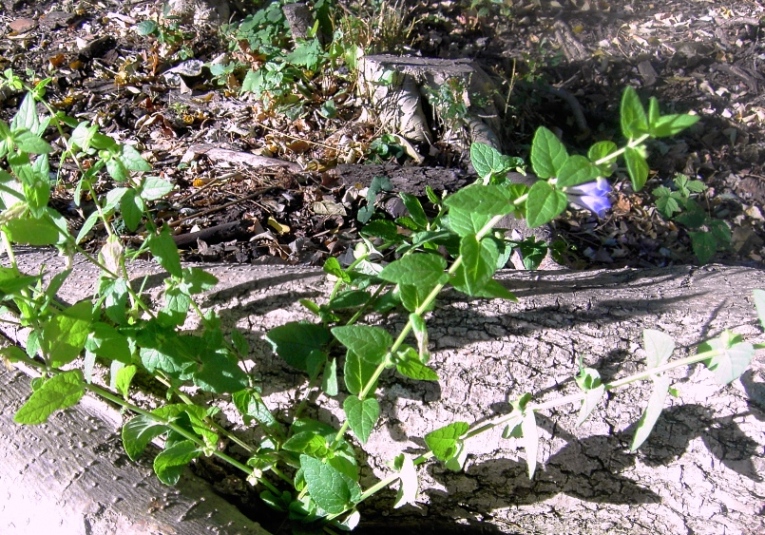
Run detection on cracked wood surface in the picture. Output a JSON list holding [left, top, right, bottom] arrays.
[[2, 249, 764, 534]]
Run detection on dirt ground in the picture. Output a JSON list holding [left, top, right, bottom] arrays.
[[1, 0, 764, 269]]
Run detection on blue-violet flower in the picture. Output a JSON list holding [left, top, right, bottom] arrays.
[[565, 178, 611, 218]]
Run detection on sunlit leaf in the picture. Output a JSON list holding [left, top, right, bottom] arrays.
[[300, 455, 362, 514], [153, 440, 201, 485], [392, 454, 418, 508], [344, 397, 380, 443], [699, 332, 753, 385], [424, 421, 469, 462], [643, 329, 674, 369], [266, 322, 332, 372], [521, 409, 538, 478], [630, 375, 670, 451], [526, 181, 567, 227], [624, 146, 649, 191], [620, 86, 648, 138], [332, 325, 392, 365], [14, 370, 84, 425], [530, 126, 568, 179], [443, 183, 515, 216]]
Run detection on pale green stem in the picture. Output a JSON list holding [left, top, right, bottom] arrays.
[[594, 134, 651, 166]]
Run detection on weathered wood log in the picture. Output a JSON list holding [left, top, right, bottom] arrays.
[[2, 249, 764, 535], [0, 365, 270, 535]]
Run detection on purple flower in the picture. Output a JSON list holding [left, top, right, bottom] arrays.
[[565, 178, 611, 218]]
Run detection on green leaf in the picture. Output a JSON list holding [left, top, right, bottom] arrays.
[[379, 254, 447, 288], [446, 208, 494, 238], [517, 236, 548, 271], [322, 357, 338, 396], [3, 215, 62, 246], [392, 454, 418, 508], [192, 349, 249, 394], [400, 192, 428, 228], [76, 210, 100, 244], [531, 126, 568, 179], [643, 329, 674, 369], [470, 278, 517, 300], [620, 86, 648, 138], [14, 370, 85, 424], [323, 256, 352, 283], [344, 351, 378, 396], [148, 226, 182, 277], [424, 421, 469, 462], [100, 277, 129, 325], [120, 144, 151, 172], [0, 266, 39, 294], [14, 130, 52, 154], [754, 289, 765, 331], [653, 188, 681, 219], [699, 332, 753, 385], [630, 375, 670, 451], [709, 219, 732, 246], [689, 231, 717, 264], [154, 440, 201, 485], [556, 155, 601, 188], [624, 146, 649, 191], [232, 389, 283, 435], [451, 235, 498, 296], [470, 142, 513, 180], [650, 113, 700, 138], [1, 346, 27, 363], [11, 93, 40, 133], [574, 365, 605, 426], [328, 290, 370, 310], [588, 140, 618, 175], [135, 20, 158, 36], [399, 283, 436, 313], [115, 364, 136, 399], [283, 432, 329, 456], [530, 126, 568, 179], [344, 397, 380, 443], [43, 300, 92, 367], [332, 325, 392, 365], [443, 183, 515, 216], [300, 455, 362, 515], [395, 347, 439, 381], [140, 176, 173, 201], [576, 383, 605, 427], [360, 219, 402, 243], [675, 201, 706, 228], [648, 97, 660, 127], [181, 405, 219, 450], [410, 312, 429, 361], [266, 322, 332, 372], [521, 409, 539, 478], [526, 181, 567, 227], [86, 322, 132, 363], [181, 267, 219, 294], [106, 156, 129, 182], [121, 414, 168, 461]]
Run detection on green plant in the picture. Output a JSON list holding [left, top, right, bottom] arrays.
[[0, 74, 758, 533], [653, 173, 731, 263], [135, 16, 194, 60]]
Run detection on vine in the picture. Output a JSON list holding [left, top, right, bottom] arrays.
[[0, 73, 760, 531]]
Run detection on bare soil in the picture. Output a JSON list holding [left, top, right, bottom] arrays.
[[1, 0, 765, 269]]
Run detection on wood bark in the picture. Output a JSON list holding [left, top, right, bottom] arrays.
[[2, 249, 764, 534], [0, 365, 269, 535]]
